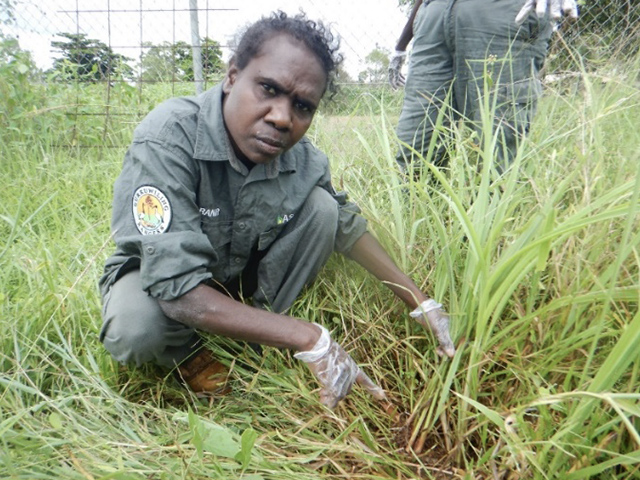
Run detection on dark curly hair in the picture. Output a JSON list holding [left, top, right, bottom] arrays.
[[231, 10, 343, 100]]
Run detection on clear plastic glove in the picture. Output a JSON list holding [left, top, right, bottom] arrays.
[[388, 50, 407, 90], [294, 324, 387, 409], [410, 299, 456, 358], [515, 0, 579, 25]]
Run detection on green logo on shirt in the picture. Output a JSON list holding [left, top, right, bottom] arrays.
[[277, 214, 294, 225]]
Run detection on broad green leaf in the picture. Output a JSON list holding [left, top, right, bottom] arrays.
[[188, 408, 204, 460], [48, 412, 63, 430], [200, 422, 241, 459], [235, 427, 258, 469], [185, 408, 241, 459]]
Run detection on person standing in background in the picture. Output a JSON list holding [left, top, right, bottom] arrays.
[[389, 0, 578, 175]]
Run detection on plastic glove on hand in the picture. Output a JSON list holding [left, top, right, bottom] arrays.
[[388, 50, 407, 90], [294, 324, 386, 409], [515, 0, 578, 25], [410, 299, 456, 358]]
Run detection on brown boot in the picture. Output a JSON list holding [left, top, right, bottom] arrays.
[[177, 349, 230, 396]]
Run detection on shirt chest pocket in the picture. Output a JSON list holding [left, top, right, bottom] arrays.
[[201, 218, 233, 248]]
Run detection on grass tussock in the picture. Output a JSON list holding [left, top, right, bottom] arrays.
[[2, 56, 640, 479]]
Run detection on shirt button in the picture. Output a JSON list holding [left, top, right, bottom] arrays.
[[238, 222, 246, 230], [145, 246, 155, 255], [234, 257, 241, 264]]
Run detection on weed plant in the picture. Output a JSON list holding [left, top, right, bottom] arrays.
[[1, 56, 640, 479]]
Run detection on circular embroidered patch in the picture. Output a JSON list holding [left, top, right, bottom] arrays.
[[132, 186, 172, 235]]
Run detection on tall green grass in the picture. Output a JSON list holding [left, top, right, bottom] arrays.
[[1, 60, 639, 478], [334, 62, 640, 478]]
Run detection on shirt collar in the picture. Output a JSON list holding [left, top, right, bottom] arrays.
[[192, 83, 297, 178]]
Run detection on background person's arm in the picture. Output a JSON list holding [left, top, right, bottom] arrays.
[[395, 0, 423, 52], [388, 0, 423, 89]]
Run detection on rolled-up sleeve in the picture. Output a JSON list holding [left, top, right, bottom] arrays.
[[119, 231, 214, 299]]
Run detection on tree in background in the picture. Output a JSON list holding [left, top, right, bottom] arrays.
[[188, 37, 224, 81], [0, 0, 43, 133], [358, 46, 390, 84], [50, 33, 133, 83], [139, 37, 224, 83], [138, 41, 180, 83]]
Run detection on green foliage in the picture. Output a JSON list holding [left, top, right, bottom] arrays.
[[186, 408, 242, 459], [50, 32, 134, 83], [139, 37, 224, 83], [1, 53, 640, 479], [0, 36, 44, 139], [358, 46, 391, 84]]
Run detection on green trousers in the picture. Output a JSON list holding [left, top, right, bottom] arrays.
[[100, 187, 340, 368], [396, 0, 553, 173]]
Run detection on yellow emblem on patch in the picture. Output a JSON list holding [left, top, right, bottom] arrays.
[[132, 186, 172, 235]]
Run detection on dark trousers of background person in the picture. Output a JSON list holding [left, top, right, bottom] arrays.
[[396, 0, 553, 175]]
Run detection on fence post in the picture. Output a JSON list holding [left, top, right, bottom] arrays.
[[189, 0, 203, 94]]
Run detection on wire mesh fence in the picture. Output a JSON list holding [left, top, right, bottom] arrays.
[[2, 0, 639, 148], [9, 1, 639, 83], [549, 1, 639, 73], [7, 0, 411, 84]]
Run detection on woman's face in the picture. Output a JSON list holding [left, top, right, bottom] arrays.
[[222, 33, 327, 165]]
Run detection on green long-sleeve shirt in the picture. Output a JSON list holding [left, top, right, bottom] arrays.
[[100, 83, 367, 301]]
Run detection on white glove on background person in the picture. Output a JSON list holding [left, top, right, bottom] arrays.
[[410, 299, 456, 358], [294, 324, 386, 408], [515, 0, 579, 25], [388, 50, 407, 90]]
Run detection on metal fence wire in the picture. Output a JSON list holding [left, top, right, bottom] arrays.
[[4, 0, 639, 147], [10, 0, 640, 80], [551, 1, 639, 72], [9, 0, 412, 85]]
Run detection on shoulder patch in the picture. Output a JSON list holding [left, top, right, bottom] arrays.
[[132, 186, 172, 235]]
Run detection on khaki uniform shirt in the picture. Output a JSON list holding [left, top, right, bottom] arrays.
[[100, 84, 367, 301]]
